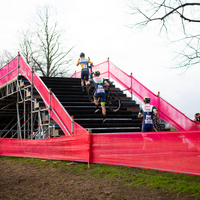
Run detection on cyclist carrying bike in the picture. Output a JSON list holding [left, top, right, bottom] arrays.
[[76, 52, 93, 92], [138, 97, 158, 132], [86, 70, 109, 123]]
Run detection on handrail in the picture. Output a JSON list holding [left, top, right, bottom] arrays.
[[0, 55, 77, 136], [71, 60, 200, 131], [19, 55, 73, 136]]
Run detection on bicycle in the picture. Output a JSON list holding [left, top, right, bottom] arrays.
[[153, 116, 162, 131], [87, 82, 121, 112]]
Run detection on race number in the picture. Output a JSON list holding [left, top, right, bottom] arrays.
[[97, 85, 105, 93], [145, 115, 153, 124]]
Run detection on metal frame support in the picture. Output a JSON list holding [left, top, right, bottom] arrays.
[[48, 88, 52, 138], [31, 68, 34, 139], [16, 101, 22, 139], [38, 108, 44, 139], [1, 56, 71, 139], [23, 88, 26, 139], [6, 60, 9, 96], [130, 72, 133, 100], [108, 57, 110, 80]]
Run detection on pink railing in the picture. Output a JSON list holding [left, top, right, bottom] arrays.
[[0, 55, 88, 136], [72, 60, 200, 131]]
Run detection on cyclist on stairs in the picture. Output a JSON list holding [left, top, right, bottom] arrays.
[[86, 71, 109, 123], [76, 52, 93, 92], [138, 97, 158, 132]]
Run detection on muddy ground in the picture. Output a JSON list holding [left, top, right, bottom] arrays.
[[0, 157, 196, 200]]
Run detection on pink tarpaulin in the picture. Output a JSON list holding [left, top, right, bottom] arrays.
[[1, 56, 200, 176], [72, 60, 200, 131], [1, 130, 200, 175], [90, 131, 200, 175], [0, 134, 89, 162]]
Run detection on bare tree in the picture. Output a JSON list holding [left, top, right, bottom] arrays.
[[0, 50, 15, 68], [128, 0, 200, 71], [19, 6, 73, 77]]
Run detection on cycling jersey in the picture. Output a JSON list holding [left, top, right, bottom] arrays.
[[89, 77, 107, 104], [77, 58, 93, 81], [76, 59, 93, 71], [139, 104, 157, 132]]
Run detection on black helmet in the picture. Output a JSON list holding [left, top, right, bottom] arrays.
[[94, 71, 100, 76], [143, 97, 151, 103], [80, 52, 85, 57]]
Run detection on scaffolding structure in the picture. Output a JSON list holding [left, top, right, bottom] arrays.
[[0, 58, 54, 140]]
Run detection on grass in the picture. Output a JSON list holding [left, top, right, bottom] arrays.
[[1, 156, 200, 199]]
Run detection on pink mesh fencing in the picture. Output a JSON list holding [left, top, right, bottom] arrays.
[[1, 130, 200, 175], [1, 57, 200, 176], [71, 60, 200, 131], [0, 134, 89, 162], [90, 130, 200, 175]]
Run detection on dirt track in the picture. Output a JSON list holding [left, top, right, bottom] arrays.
[[0, 157, 195, 200]]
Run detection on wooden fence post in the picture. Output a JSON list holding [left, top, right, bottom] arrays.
[[88, 129, 93, 168]]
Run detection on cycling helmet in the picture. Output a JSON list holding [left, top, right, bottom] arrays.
[[94, 71, 100, 76], [80, 52, 85, 57], [143, 96, 151, 103]]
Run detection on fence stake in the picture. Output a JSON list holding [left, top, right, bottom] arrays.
[[130, 72, 133, 100], [71, 116, 74, 135], [108, 57, 110, 80], [48, 88, 52, 138], [31, 67, 34, 139], [157, 91, 160, 118], [88, 129, 93, 168], [6, 60, 9, 96]]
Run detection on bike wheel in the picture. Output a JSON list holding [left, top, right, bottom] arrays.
[[153, 117, 161, 131], [106, 92, 121, 112], [87, 84, 96, 103]]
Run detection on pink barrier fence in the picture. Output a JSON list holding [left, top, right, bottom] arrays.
[[1, 57, 200, 176], [72, 60, 200, 131], [0, 134, 89, 162], [91, 131, 200, 175], [1, 130, 200, 175]]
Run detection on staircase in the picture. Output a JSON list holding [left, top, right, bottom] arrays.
[[0, 75, 170, 138], [40, 77, 142, 134]]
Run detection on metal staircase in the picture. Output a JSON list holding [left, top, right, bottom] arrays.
[[41, 77, 142, 134], [0, 75, 170, 138]]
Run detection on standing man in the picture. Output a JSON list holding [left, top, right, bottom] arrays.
[[138, 97, 158, 132], [86, 71, 109, 123], [194, 113, 200, 122], [76, 52, 93, 92]]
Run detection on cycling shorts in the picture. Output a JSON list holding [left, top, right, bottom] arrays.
[[141, 124, 153, 132], [81, 70, 89, 81], [94, 92, 106, 105]]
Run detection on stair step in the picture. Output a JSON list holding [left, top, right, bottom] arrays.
[[86, 127, 140, 130], [75, 118, 133, 120], [41, 76, 143, 134]]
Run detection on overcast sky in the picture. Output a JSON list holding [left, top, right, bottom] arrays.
[[0, 0, 199, 120]]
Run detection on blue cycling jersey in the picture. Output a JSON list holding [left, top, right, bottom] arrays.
[[89, 77, 107, 92], [139, 104, 157, 125], [89, 77, 107, 104], [139, 104, 157, 132]]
